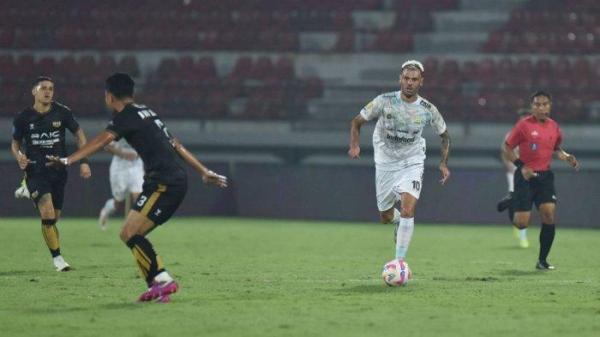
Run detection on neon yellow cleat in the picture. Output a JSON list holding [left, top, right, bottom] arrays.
[[519, 238, 530, 248]]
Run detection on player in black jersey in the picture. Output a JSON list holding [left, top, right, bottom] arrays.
[[11, 76, 92, 271], [47, 73, 227, 302]]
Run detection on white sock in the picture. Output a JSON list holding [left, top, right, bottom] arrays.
[[506, 171, 514, 193], [519, 228, 527, 240], [102, 199, 116, 216], [154, 271, 173, 283], [395, 217, 414, 260]]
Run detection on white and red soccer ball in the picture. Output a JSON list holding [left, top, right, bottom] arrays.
[[381, 259, 412, 286]]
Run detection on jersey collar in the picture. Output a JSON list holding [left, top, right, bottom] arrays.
[[397, 91, 421, 104]]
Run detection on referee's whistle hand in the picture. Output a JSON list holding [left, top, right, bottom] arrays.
[[567, 155, 580, 171]]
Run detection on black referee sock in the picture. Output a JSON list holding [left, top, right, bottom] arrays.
[[41, 219, 61, 258], [539, 223, 555, 262], [126, 235, 165, 286]]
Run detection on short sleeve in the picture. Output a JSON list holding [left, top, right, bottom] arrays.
[[63, 108, 80, 133], [554, 125, 562, 150], [105, 112, 135, 140], [429, 104, 447, 135], [360, 95, 384, 121], [505, 122, 524, 149], [12, 115, 24, 141]]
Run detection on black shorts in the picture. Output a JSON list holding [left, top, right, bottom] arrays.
[[132, 180, 187, 225], [25, 169, 68, 210], [512, 169, 557, 212]]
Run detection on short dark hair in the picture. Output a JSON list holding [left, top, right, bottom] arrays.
[[530, 90, 552, 103], [32, 76, 53, 88], [105, 73, 134, 99]]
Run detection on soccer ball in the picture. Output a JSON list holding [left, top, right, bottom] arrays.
[[381, 259, 411, 286]]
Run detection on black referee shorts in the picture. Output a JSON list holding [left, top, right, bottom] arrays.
[[132, 179, 187, 225], [512, 169, 557, 212]]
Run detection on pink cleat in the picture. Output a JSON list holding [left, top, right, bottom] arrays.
[[138, 281, 179, 302], [156, 295, 171, 303]]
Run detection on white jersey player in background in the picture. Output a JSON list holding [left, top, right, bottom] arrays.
[[98, 138, 144, 230], [348, 60, 451, 268], [497, 108, 530, 248]]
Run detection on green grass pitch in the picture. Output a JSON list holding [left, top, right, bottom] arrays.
[[0, 217, 599, 337]]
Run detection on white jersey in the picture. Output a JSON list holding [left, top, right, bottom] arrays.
[[109, 139, 144, 201], [360, 91, 447, 171], [110, 139, 142, 169]]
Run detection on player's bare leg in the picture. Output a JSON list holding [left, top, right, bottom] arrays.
[[37, 194, 70, 271], [536, 203, 556, 270], [512, 211, 530, 230], [120, 210, 177, 302], [99, 198, 122, 230]]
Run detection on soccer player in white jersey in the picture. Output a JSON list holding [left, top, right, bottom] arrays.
[[98, 138, 144, 230], [497, 108, 530, 248], [348, 60, 451, 268]]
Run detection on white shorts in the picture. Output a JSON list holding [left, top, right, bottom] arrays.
[[109, 160, 144, 202], [375, 163, 424, 212]]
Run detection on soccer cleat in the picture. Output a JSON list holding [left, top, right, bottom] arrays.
[[98, 208, 109, 231], [138, 281, 179, 302], [535, 261, 555, 270], [14, 180, 30, 199], [155, 294, 171, 304], [496, 193, 512, 212], [519, 238, 530, 248], [53, 255, 71, 272]]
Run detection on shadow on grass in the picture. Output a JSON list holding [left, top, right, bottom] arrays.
[[336, 284, 410, 294], [497, 269, 543, 276], [24, 301, 144, 315], [0, 270, 42, 277]]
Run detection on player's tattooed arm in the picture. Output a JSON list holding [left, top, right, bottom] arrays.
[[348, 114, 367, 159], [555, 146, 580, 170], [170, 138, 228, 188], [438, 131, 451, 185]]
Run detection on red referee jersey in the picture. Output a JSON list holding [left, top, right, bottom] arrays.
[[506, 115, 562, 171]]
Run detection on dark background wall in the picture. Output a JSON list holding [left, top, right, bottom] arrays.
[[1, 162, 597, 228]]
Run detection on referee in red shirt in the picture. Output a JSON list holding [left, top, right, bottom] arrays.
[[502, 91, 580, 270]]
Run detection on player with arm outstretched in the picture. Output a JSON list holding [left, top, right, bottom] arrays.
[[348, 60, 450, 273], [47, 73, 227, 302]]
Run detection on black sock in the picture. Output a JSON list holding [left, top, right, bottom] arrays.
[[539, 223, 555, 262], [126, 235, 165, 286], [41, 219, 61, 257]]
